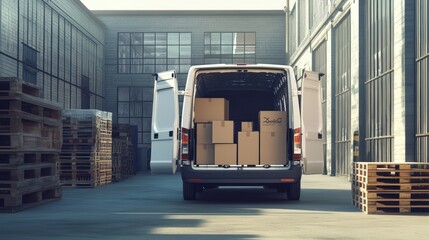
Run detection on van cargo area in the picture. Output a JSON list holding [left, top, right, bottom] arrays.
[[193, 70, 291, 167], [195, 71, 288, 131]]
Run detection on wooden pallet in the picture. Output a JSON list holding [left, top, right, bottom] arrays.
[[353, 162, 429, 214], [0, 182, 61, 212], [0, 152, 58, 166]]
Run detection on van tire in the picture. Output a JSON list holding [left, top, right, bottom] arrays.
[[287, 182, 301, 201], [183, 182, 196, 200]]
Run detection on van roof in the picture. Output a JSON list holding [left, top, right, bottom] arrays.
[[190, 64, 292, 72]]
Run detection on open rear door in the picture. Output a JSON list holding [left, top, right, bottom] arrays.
[[301, 71, 323, 174], [151, 70, 179, 174]]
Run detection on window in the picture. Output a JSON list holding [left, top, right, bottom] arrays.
[[117, 32, 191, 74], [204, 32, 256, 64], [81, 75, 90, 109], [289, 7, 297, 56], [334, 14, 351, 176], [364, 0, 394, 163], [416, 0, 429, 163], [22, 44, 38, 84], [117, 86, 153, 145]]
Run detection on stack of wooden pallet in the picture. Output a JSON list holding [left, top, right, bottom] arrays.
[[353, 162, 429, 214], [0, 77, 62, 212], [59, 110, 112, 187], [112, 124, 135, 182]]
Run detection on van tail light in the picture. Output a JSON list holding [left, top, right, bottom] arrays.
[[293, 128, 302, 162], [181, 128, 189, 160]]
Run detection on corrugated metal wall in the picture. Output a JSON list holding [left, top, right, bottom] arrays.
[[416, 0, 429, 163], [334, 14, 351, 176], [364, 0, 394, 162]]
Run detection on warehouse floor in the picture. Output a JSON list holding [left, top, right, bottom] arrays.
[[0, 173, 428, 240]]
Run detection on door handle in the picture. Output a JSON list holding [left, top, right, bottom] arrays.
[[154, 133, 159, 139], [169, 131, 173, 137]]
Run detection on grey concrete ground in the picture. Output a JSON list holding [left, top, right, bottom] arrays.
[[0, 173, 428, 240]]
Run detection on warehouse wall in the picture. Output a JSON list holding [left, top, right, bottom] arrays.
[[0, 0, 105, 109], [95, 10, 286, 168], [286, 0, 423, 177]]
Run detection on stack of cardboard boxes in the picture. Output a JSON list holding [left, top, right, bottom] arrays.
[[195, 98, 287, 166], [195, 98, 229, 165], [259, 111, 287, 165]]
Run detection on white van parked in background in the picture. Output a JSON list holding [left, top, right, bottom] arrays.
[[151, 64, 323, 201]]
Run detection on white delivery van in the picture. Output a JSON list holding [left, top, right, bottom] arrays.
[[151, 64, 322, 201]]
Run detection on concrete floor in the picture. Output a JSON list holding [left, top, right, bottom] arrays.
[[0, 173, 428, 240]]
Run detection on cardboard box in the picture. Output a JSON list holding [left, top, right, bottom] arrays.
[[197, 123, 212, 144], [260, 131, 287, 165], [238, 132, 259, 165], [212, 121, 234, 143], [194, 98, 229, 123], [259, 111, 287, 133], [196, 144, 214, 165], [241, 122, 253, 132], [214, 144, 237, 165]]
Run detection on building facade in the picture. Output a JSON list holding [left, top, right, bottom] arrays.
[[94, 10, 286, 168], [286, 0, 428, 177], [0, 0, 105, 109]]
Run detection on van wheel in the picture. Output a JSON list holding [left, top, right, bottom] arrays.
[[183, 182, 196, 200], [287, 182, 301, 201]]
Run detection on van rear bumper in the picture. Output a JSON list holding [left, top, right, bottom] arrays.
[[181, 165, 302, 185]]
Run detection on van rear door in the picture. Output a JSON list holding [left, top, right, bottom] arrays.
[[150, 70, 179, 174], [301, 71, 323, 174]]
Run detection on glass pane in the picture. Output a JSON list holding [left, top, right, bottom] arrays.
[[168, 45, 179, 58], [131, 33, 143, 45], [156, 33, 167, 44], [204, 33, 211, 44], [156, 46, 167, 58], [245, 33, 256, 44], [118, 59, 131, 65], [118, 65, 130, 73], [130, 118, 143, 131], [131, 64, 143, 74], [234, 32, 245, 45], [233, 45, 245, 54], [143, 102, 153, 115], [143, 118, 152, 131], [131, 46, 143, 58], [118, 117, 129, 124], [204, 45, 211, 55], [130, 87, 143, 101], [143, 88, 153, 101], [221, 33, 233, 44], [168, 64, 180, 71], [144, 46, 155, 58], [180, 33, 191, 44], [156, 58, 167, 64], [180, 59, 191, 65], [118, 87, 129, 101], [118, 33, 130, 45], [168, 59, 180, 64], [221, 45, 233, 54], [211, 45, 221, 54], [118, 102, 129, 117], [132, 59, 143, 65], [130, 102, 143, 117], [179, 65, 191, 73], [245, 45, 256, 54], [211, 33, 220, 44], [180, 46, 191, 58], [156, 65, 167, 72], [143, 65, 155, 73], [118, 46, 130, 58], [168, 33, 179, 45], [144, 58, 155, 64], [144, 33, 155, 44]]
